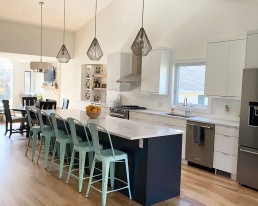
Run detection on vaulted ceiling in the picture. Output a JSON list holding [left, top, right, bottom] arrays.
[[0, 0, 114, 32]]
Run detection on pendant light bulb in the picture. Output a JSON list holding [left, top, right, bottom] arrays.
[[30, 2, 52, 73], [86, 0, 103, 61], [131, 0, 152, 56], [56, 0, 71, 63]]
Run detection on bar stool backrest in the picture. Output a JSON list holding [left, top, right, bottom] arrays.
[[50, 113, 70, 140], [67, 117, 91, 149], [25, 107, 38, 127], [36, 109, 52, 136], [87, 122, 115, 158]]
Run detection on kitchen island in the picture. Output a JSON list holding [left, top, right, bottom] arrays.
[[45, 109, 183, 206]]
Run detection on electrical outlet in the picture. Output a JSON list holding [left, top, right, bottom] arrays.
[[225, 105, 230, 113]]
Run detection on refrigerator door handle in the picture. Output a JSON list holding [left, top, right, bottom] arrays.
[[240, 149, 258, 155]]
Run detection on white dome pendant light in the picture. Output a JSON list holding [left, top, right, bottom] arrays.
[[30, 2, 52, 73]]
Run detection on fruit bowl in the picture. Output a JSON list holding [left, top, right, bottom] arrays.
[[86, 110, 101, 119]]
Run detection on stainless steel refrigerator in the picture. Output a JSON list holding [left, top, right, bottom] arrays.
[[237, 68, 258, 189]]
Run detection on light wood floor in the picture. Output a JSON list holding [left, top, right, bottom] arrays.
[[1, 124, 258, 206]]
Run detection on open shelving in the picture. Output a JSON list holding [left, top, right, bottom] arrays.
[[81, 64, 107, 102]]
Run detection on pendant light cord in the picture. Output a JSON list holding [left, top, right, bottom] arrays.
[[95, 0, 97, 38], [63, 0, 66, 45], [142, 0, 144, 28], [40, 2, 43, 62]]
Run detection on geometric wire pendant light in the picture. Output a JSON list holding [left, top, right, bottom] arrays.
[[131, 0, 152, 56], [30, 2, 52, 73], [86, 0, 103, 61], [56, 0, 71, 63]]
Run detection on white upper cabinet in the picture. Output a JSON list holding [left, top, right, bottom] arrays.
[[205, 39, 246, 98], [107, 52, 132, 91], [141, 48, 171, 94], [205, 41, 229, 97], [245, 32, 258, 69], [227, 40, 246, 97]]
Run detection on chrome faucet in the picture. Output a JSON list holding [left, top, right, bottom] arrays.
[[183, 97, 191, 116]]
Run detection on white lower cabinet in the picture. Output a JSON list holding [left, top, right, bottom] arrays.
[[213, 151, 238, 174], [129, 111, 187, 160], [213, 125, 239, 176], [129, 112, 152, 123]]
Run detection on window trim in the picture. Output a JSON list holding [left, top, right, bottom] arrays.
[[0, 58, 13, 107], [172, 61, 211, 114], [24, 71, 31, 94]]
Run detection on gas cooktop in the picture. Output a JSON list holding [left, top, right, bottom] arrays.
[[110, 105, 146, 119], [112, 105, 147, 110]]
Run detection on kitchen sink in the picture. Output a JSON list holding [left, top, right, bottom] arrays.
[[165, 113, 194, 118]]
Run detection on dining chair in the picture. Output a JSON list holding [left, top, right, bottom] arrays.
[[36, 109, 55, 168], [49, 113, 72, 178], [86, 122, 132, 206], [2, 100, 27, 138], [25, 107, 41, 160], [66, 117, 102, 193], [39, 101, 57, 110], [22, 97, 37, 106], [62, 98, 69, 109], [46, 99, 56, 102]]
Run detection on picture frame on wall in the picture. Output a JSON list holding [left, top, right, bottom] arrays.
[[95, 65, 103, 75]]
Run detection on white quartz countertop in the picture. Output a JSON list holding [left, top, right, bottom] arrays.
[[130, 109, 239, 128], [44, 109, 183, 140]]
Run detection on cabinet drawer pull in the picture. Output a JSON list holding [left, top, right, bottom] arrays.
[[187, 123, 213, 129], [240, 149, 258, 155]]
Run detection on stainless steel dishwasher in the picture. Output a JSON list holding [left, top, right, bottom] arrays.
[[185, 120, 215, 168]]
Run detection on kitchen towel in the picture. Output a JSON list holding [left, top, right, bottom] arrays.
[[192, 125, 204, 144]]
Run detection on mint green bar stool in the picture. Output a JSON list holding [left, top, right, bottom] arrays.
[[86, 122, 132, 206], [49, 113, 72, 179], [36, 109, 55, 168], [25, 107, 41, 161], [66, 118, 102, 193]]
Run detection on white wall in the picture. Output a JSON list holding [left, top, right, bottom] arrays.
[[10, 60, 44, 106], [11, 61, 27, 106], [0, 20, 74, 58], [0, 19, 74, 107], [60, 0, 258, 119]]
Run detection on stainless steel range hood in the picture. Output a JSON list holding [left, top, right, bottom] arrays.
[[116, 54, 142, 83]]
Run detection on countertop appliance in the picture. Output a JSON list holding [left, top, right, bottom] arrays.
[[237, 68, 258, 189], [110, 105, 146, 119], [185, 120, 215, 168]]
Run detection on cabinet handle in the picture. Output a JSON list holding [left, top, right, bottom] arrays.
[[187, 123, 213, 129], [240, 149, 258, 155], [221, 134, 233, 137]]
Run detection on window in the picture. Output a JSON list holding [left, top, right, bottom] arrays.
[[24, 71, 31, 94], [0, 58, 13, 107], [174, 63, 208, 108]]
